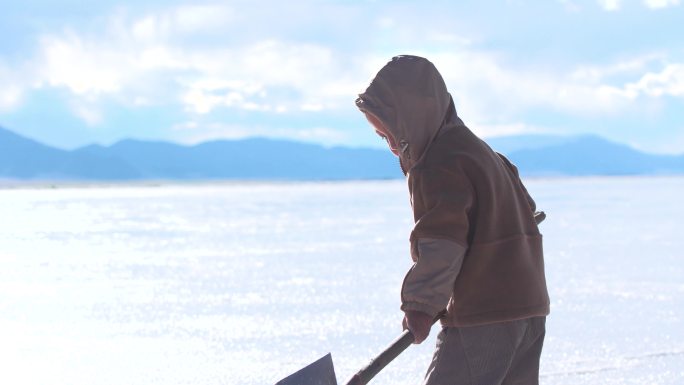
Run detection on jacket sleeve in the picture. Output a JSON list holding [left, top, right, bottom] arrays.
[[400, 166, 472, 317]]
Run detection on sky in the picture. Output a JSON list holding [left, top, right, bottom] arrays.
[[0, 0, 683, 154]]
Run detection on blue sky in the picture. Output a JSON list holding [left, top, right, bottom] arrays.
[[1, 0, 683, 154]]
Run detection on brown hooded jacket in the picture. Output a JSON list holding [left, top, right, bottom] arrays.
[[356, 56, 549, 327]]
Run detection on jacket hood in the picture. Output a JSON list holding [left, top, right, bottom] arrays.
[[356, 55, 461, 173]]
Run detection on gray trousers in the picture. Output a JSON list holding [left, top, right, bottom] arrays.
[[423, 317, 546, 385]]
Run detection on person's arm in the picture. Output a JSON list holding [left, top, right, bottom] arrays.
[[401, 166, 472, 342]]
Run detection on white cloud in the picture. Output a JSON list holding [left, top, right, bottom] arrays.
[[597, 0, 623, 10], [15, 13, 681, 137], [2, 1, 682, 146], [597, 0, 680, 10], [38, 32, 126, 96], [130, 5, 235, 41], [173, 39, 369, 114], [34, 9, 662, 129], [0, 63, 24, 112], [171, 5, 236, 33], [136, 45, 188, 70], [0, 85, 23, 113], [171, 121, 199, 131], [131, 16, 158, 41], [181, 85, 254, 114], [426, 51, 639, 122], [569, 54, 664, 83], [24, 7, 369, 121], [626, 63, 684, 97], [70, 102, 104, 126], [300, 103, 324, 112], [643, 0, 680, 8]]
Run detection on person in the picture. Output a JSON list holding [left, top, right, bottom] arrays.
[[355, 55, 550, 385]]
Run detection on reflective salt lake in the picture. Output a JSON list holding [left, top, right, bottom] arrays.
[[1, 177, 683, 384]]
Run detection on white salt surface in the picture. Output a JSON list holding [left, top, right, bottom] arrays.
[[0, 177, 682, 384]]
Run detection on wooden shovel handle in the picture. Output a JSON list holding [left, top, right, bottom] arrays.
[[344, 310, 446, 385]]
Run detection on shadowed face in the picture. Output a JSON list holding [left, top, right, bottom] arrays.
[[365, 112, 400, 157]]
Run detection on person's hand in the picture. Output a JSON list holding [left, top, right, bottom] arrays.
[[402, 310, 432, 344]]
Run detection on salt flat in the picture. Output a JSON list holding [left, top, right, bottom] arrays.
[[1, 177, 682, 384]]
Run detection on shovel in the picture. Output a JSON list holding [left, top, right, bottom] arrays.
[[275, 311, 445, 385]]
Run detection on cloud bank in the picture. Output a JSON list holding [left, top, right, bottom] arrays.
[[0, 1, 682, 153]]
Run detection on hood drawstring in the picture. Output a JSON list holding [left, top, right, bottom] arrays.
[[400, 140, 411, 159]]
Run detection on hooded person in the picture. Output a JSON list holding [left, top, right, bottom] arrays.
[[356, 55, 550, 385]]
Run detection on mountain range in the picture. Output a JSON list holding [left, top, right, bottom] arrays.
[[1, 126, 683, 180]]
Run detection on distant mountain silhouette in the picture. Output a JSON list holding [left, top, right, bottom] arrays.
[[500, 135, 684, 176], [1, 125, 682, 180], [1, 126, 400, 180], [0, 126, 140, 179], [76, 137, 402, 180]]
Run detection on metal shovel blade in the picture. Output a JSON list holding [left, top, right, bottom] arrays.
[[275, 353, 337, 385], [274, 310, 446, 385]]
